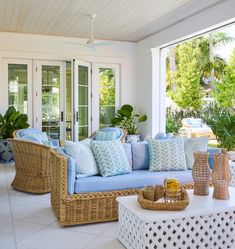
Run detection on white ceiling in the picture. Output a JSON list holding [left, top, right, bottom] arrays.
[[0, 0, 223, 42]]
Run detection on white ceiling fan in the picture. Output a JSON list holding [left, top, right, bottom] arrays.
[[65, 14, 114, 48]]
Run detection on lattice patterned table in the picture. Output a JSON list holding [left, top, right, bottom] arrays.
[[117, 188, 235, 249]]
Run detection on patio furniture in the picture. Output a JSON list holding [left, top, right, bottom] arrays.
[[117, 188, 235, 249], [13, 128, 62, 147], [180, 118, 215, 139], [50, 141, 219, 226], [9, 139, 51, 193]]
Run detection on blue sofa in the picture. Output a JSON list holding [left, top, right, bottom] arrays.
[[50, 141, 221, 226]]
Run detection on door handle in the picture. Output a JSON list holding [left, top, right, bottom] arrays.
[[61, 111, 64, 122], [76, 111, 78, 122]]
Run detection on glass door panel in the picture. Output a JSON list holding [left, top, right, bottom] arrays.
[[41, 65, 61, 139], [66, 61, 72, 140], [73, 60, 91, 142], [35, 61, 64, 140], [92, 64, 120, 132], [78, 65, 89, 140], [99, 68, 116, 128], [8, 64, 28, 114], [4, 59, 33, 126]]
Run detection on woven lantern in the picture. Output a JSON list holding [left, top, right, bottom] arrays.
[[212, 151, 231, 200], [192, 151, 210, 196]]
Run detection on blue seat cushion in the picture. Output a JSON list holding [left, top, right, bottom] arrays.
[[74, 169, 192, 193]]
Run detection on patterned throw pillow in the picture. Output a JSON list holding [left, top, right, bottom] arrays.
[[65, 139, 99, 176], [91, 140, 132, 177], [148, 137, 187, 171], [95, 131, 117, 141]]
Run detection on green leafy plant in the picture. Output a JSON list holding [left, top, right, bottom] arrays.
[[166, 107, 201, 133], [111, 104, 147, 135], [203, 103, 235, 150], [0, 106, 30, 139]]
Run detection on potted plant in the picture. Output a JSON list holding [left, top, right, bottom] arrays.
[[111, 104, 147, 143], [204, 104, 235, 151], [0, 106, 29, 162]]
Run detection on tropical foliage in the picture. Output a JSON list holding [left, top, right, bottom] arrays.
[[0, 106, 29, 139], [111, 104, 147, 135], [166, 107, 201, 133], [213, 49, 235, 107], [166, 32, 233, 110], [203, 103, 235, 150]]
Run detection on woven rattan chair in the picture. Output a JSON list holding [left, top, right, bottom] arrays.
[[50, 148, 194, 226], [9, 139, 51, 194]]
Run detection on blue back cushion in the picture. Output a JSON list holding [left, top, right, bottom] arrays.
[[208, 147, 222, 168], [95, 131, 117, 141], [99, 127, 124, 140], [16, 128, 42, 138], [131, 141, 149, 170], [56, 147, 76, 195]]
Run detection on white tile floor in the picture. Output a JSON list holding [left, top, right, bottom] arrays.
[[0, 163, 125, 249]]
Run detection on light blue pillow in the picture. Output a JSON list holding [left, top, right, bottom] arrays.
[[184, 137, 209, 169], [148, 137, 187, 171], [64, 139, 99, 176], [155, 132, 174, 140], [91, 140, 132, 177], [25, 132, 49, 142], [21, 135, 42, 143], [95, 131, 117, 141]]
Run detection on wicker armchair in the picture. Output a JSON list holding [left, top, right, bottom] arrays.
[[8, 139, 51, 194], [50, 148, 194, 226]]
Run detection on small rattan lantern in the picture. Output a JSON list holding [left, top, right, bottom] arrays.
[[192, 151, 210, 196], [212, 151, 231, 200]]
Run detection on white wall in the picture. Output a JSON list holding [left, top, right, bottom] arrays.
[[136, 0, 235, 137], [0, 32, 137, 114]]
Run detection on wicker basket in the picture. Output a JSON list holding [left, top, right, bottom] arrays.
[[138, 186, 189, 211]]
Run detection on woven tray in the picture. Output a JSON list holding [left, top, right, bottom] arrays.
[[138, 186, 189, 211]]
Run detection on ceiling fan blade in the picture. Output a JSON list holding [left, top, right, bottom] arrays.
[[64, 41, 85, 46], [91, 41, 114, 47]]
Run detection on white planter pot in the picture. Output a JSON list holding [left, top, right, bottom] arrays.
[[125, 134, 140, 143]]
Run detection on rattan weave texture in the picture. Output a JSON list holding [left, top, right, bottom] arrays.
[[50, 149, 194, 226], [9, 139, 51, 194]]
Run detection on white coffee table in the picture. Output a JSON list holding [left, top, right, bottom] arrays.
[[117, 188, 235, 249]]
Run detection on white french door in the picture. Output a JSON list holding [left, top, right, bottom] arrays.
[[73, 60, 91, 142], [2, 58, 121, 141], [3, 59, 33, 126], [92, 63, 120, 132], [34, 60, 65, 140]]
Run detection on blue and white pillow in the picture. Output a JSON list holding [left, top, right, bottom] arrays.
[[95, 131, 117, 141], [64, 139, 99, 176], [91, 140, 132, 177], [148, 137, 187, 171]]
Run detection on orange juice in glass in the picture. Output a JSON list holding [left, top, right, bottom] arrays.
[[164, 178, 181, 202]]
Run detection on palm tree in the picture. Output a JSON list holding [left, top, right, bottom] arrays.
[[166, 32, 234, 93]]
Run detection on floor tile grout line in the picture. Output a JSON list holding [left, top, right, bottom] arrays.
[[4, 164, 18, 249]]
